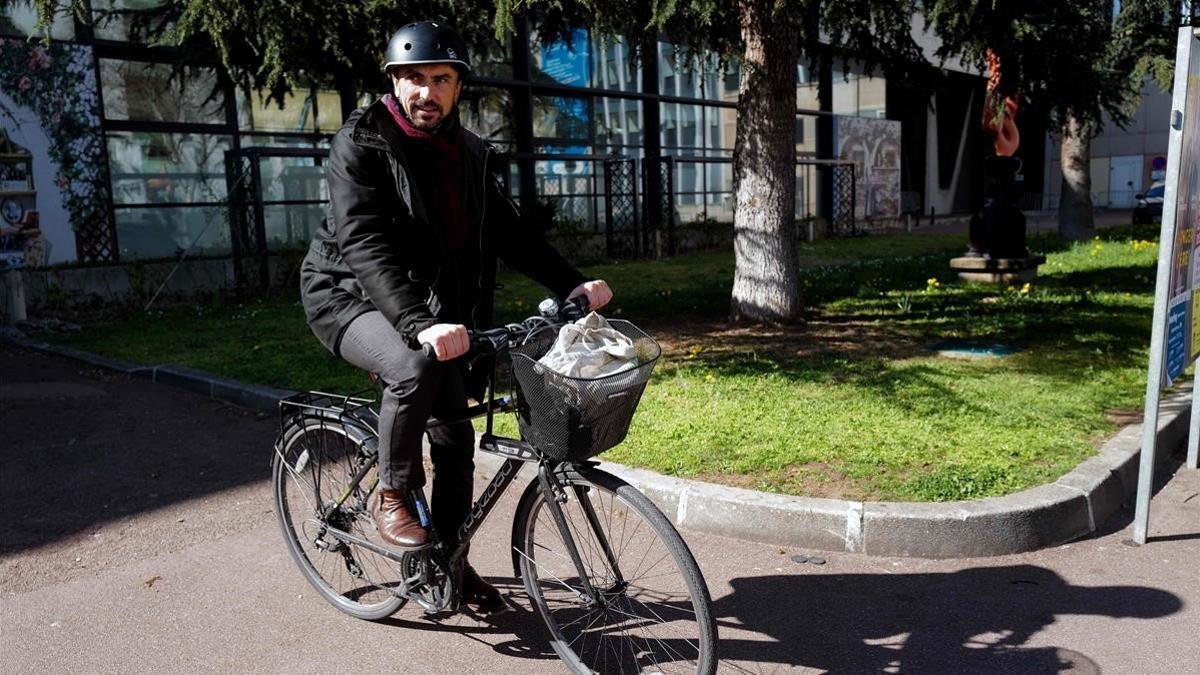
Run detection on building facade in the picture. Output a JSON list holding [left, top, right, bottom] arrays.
[[1, 2, 985, 269], [1042, 79, 1173, 211]]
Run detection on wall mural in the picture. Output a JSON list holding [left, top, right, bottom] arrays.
[[835, 115, 902, 219], [0, 37, 114, 266]]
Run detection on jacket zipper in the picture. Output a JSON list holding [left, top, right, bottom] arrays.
[[470, 146, 490, 328]]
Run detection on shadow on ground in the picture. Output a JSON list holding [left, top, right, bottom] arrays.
[[708, 564, 1180, 673], [380, 566, 1181, 674], [0, 345, 275, 555]]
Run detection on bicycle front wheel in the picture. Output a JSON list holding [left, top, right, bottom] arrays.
[[272, 418, 406, 620], [513, 466, 717, 674]]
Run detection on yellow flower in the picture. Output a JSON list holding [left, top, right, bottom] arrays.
[[704, 374, 715, 383], [1019, 282, 1032, 295]]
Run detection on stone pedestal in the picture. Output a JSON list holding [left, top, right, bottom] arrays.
[[950, 255, 1046, 284], [954, 155, 1043, 284]]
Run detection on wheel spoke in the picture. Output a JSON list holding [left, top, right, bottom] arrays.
[[273, 423, 405, 620], [518, 468, 714, 674]]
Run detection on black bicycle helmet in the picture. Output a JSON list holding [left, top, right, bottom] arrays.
[[383, 21, 471, 75]]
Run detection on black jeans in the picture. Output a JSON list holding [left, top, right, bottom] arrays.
[[338, 311, 475, 546]]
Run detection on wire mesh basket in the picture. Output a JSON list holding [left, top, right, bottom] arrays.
[[509, 319, 661, 462]]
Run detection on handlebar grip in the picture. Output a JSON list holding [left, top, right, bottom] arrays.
[[567, 295, 590, 316], [421, 342, 438, 360]]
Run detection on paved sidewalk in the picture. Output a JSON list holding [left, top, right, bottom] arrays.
[[3, 344, 1199, 673], [6, 329, 1190, 559]]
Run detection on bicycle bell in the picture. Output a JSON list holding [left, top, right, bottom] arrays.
[[537, 298, 559, 318]]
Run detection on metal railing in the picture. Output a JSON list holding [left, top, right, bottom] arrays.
[[1017, 191, 1147, 213]]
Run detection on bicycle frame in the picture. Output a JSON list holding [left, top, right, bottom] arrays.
[[277, 352, 626, 610]]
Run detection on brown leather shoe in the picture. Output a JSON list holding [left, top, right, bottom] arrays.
[[461, 564, 507, 614], [370, 489, 428, 548]]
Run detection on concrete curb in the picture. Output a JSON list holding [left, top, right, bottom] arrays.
[[6, 334, 1189, 558], [475, 389, 1191, 559]]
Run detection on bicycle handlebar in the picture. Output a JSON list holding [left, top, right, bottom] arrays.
[[420, 296, 590, 362]]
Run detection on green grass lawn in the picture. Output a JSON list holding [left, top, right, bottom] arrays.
[[40, 227, 1160, 502]]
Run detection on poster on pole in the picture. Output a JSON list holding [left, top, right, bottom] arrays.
[[1161, 29, 1200, 385]]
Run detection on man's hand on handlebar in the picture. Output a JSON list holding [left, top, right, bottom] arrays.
[[417, 323, 470, 361], [568, 279, 613, 311]]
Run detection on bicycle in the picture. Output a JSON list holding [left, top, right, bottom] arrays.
[[271, 298, 718, 674]]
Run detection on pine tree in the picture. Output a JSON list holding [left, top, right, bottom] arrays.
[[922, 0, 1183, 241]]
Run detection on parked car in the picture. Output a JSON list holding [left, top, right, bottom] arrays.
[[1133, 182, 1165, 225]]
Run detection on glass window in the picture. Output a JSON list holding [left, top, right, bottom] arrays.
[[237, 88, 341, 133], [680, 104, 701, 148], [677, 53, 699, 98], [471, 38, 513, 79], [832, 67, 858, 116], [661, 103, 702, 152], [659, 41, 709, 99], [709, 107, 736, 153], [676, 160, 700, 205], [858, 75, 887, 119], [92, 0, 171, 42], [237, 135, 328, 150], [660, 102, 678, 150], [722, 58, 741, 97], [264, 204, 324, 251], [257, 155, 327, 203], [593, 97, 642, 153], [114, 205, 230, 259], [796, 114, 818, 154], [658, 42, 677, 95], [534, 158, 598, 230], [797, 59, 821, 111], [459, 86, 514, 142], [107, 132, 232, 204], [831, 61, 887, 118], [591, 35, 639, 92], [101, 59, 226, 125], [2, 0, 74, 39], [532, 28, 591, 88], [315, 90, 343, 132], [533, 94, 591, 143]]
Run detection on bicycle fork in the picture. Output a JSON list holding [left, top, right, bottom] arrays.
[[535, 465, 628, 607]]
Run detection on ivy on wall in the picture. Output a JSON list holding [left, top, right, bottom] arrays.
[[1, 38, 116, 261]]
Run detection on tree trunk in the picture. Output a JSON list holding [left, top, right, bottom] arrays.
[[1057, 110, 1095, 241], [730, 0, 802, 323]]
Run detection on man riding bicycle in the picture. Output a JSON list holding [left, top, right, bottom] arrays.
[[299, 20, 611, 612]]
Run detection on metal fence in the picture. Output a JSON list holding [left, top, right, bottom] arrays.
[[226, 147, 328, 285], [664, 155, 858, 237], [1017, 191, 1147, 212]]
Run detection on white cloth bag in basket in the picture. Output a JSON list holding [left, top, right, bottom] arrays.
[[536, 312, 638, 378]]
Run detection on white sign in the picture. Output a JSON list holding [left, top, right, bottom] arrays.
[[1136, 27, 1200, 544]]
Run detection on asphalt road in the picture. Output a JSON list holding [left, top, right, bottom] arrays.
[[2, 344, 1198, 673]]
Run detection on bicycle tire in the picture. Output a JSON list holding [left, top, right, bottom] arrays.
[[512, 466, 717, 674], [272, 417, 406, 620]]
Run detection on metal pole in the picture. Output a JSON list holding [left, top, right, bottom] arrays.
[[1133, 27, 1197, 543], [1188, 367, 1200, 469]]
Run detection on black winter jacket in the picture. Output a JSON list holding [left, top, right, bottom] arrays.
[[300, 99, 586, 356]]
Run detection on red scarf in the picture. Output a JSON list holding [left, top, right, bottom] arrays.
[[384, 94, 467, 252]]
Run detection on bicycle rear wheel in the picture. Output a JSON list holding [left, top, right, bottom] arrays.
[[513, 466, 717, 674], [272, 418, 406, 620]]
